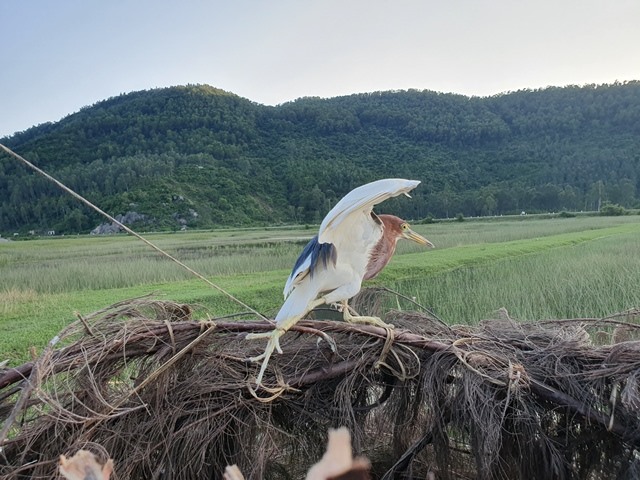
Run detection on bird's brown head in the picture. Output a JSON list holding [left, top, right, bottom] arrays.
[[380, 215, 434, 248], [365, 214, 434, 280]]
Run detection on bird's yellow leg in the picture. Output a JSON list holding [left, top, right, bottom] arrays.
[[341, 300, 394, 328], [246, 328, 285, 386], [246, 298, 326, 386], [246, 328, 286, 359]]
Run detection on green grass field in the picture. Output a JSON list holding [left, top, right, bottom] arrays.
[[2, 215, 640, 364]]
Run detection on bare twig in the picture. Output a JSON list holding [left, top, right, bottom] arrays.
[[2, 298, 640, 479]]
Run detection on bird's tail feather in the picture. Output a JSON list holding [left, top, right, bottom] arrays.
[[275, 282, 321, 327]]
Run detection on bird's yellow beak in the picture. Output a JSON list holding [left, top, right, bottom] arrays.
[[403, 228, 434, 248]]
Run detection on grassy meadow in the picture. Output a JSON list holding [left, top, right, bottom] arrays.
[[2, 214, 640, 364]]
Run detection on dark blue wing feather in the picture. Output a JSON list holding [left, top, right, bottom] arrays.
[[283, 235, 337, 297], [291, 235, 337, 278]]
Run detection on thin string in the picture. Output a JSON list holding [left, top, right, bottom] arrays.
[[0, 143, 270, 321]]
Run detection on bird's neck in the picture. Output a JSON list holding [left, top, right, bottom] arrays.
[[363, 232, 398, 281]]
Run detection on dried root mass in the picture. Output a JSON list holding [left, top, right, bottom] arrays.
[[1, 291, 640, 479]]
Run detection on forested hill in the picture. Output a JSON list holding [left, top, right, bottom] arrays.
[[1, 82, 640, 234]]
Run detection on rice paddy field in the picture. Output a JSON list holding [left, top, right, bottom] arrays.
[[2, 214, 640, 365]]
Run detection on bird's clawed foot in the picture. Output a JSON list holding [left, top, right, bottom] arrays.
[[334, 301, 360, 317], [341, 301, 394, 328], [246, 328, 286, 386], [246, 321, 337, 386], [246, 329, 285, 358]]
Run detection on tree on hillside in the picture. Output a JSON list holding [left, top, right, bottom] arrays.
[[2, 82, 640, 232]]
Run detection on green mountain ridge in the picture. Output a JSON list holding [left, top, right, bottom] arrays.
[[1, 82, 639, 234]]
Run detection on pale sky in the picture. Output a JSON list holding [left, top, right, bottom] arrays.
[[1, 0, 639, 138]]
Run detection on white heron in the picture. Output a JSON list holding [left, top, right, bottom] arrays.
[[247, 178, 434, 385]]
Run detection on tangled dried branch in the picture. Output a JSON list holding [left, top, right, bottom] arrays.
[[1, 291, 640, 479]]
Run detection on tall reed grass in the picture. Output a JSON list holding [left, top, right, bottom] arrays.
[[2, 216, 638, 294], [0, 230, 309, 293], [1, 216, 639, 363], [397, 226, 640, 323]]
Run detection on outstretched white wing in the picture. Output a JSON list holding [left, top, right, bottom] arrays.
[[318, 178, 420, 244]]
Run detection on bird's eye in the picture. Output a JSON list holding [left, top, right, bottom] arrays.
[[401, 223, 409, 230]]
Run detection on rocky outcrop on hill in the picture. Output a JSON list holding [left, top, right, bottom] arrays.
[[90, 211, 148, 235]]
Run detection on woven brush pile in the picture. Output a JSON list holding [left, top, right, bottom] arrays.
[[1, 290, 640, 479]]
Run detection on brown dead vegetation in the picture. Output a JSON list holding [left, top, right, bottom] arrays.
[[1, 290, 639, 479]]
